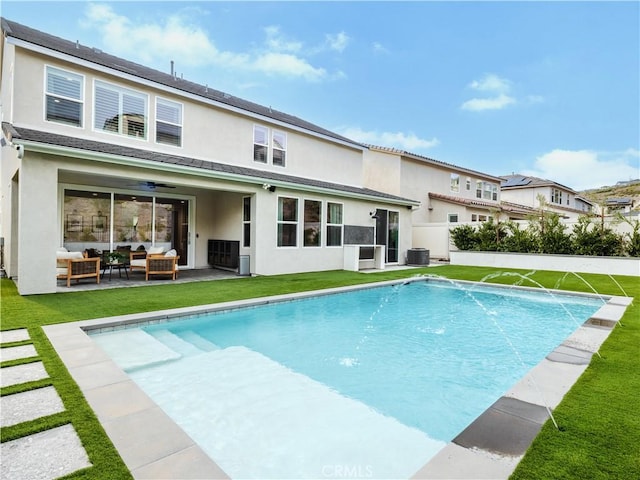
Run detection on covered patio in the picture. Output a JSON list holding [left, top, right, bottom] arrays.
[[55, 267, 241, 293]]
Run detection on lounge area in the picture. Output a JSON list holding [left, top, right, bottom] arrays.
[[56, 246, 211, 291]]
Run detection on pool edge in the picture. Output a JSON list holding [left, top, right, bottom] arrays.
[[42, 279, 631, 480]]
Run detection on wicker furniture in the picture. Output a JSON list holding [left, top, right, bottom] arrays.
[[56, 249, 100, 287], [146, 254, 180, 281]]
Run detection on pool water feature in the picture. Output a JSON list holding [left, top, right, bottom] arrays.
[[91, 280, 603, 479]]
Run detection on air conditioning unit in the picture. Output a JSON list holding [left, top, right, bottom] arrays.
[[407, 248, 430, 266]]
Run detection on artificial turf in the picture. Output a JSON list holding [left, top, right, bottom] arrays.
[[1, 266, 638, 479]]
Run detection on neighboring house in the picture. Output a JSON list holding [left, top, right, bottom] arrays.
[[499, 174, 590, 220], [0, 18, 419, 295], [363, 146, 519, 258], [605, 197, 635, 214]]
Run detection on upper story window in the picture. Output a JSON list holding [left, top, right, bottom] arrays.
[[326, 202, 343, 247], [551, 188, 563, 205], [450, 173, 460, 193], [156, 98, 182, 147], [272, 131, 287, 167], [466, 177, 471, 191], [254, 125, 287, 166], [94, 81, 147, 139], [476, 181, 498, 201], [253, 125, 268, 163], [45, 66, 83, 127]]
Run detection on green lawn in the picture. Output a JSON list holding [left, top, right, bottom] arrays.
[[1, 266, 638, 479]]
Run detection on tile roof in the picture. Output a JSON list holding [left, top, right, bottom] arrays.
[[428, 192, 537, 216], [4, 123, 418, 205], [0, 18, 361, 148], [367, 145, 502, 182]]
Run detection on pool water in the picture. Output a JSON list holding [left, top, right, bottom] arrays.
[[92, 280, 602, 479]]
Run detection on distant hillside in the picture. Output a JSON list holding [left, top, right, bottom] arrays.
[[580, 180, 640, 210]]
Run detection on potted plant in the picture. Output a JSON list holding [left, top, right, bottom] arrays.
[[106, 252, 125, 265]]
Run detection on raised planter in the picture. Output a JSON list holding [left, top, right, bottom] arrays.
[[450, 250, 640, 277]]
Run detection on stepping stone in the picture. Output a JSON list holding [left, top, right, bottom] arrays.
[[1, 344, 38, 363], [0, 424, 92, 480], [0, 386, 65, 427], [0, 329, 30, 344], [1, 362, 49, 388]]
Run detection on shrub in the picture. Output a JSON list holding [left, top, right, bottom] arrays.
[[450, 224, 477, 250]]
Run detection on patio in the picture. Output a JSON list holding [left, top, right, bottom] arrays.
[[56, 267, 241, 293]]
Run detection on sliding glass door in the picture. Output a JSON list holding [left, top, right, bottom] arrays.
[[63, 189, 189, 265]]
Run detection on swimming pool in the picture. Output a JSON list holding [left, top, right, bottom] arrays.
[[91, 279, 603, 479]]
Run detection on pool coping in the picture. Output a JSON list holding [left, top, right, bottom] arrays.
[[42, 278, 633, 479]]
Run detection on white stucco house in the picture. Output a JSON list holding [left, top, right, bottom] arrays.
[[499, 174, 593, 220], [0, 18, 420, 295]]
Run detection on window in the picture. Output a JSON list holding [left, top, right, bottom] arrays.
[[272, 131, 287, 167], [277, 197, 298, 247], [45, 66, 83, 127], [448, 213, 459, 223], [471, 214, 478, 222], [450, 173, 460, 193], [551, 188, 563, 204], [326, 202, 343, 246], [303, 200, 321, 247], [479, 214, 488, 222], [95, 81, 147, 138], [156, 98, 182, 146], [243, 196, 251, 247], [253, 125, 268, 163], [476, 181, 498, 200], [466, 177, 471, 191]]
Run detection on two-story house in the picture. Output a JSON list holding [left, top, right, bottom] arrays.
[[0, 18, 419, 295], [499, 174, 592, 220], [364, 146, 532, 258]]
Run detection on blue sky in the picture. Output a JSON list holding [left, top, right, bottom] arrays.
[[3, 1, 639, 190]]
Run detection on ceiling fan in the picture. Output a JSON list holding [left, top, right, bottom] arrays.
[[140, 181, 176, 190]]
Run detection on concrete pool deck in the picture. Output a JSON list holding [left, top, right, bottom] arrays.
[[32, 280, 632, 479]]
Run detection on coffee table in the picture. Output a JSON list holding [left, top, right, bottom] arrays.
[[101, 262, 129, 281]]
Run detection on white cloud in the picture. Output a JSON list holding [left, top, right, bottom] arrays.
[[339, 127, 439, 151], [81, 3, 337, 82], [523, 149, 640, 190], [469, 74, 511, 93], [264, 25, 303, 53], [462, 73, 542, 112], [461, 94, 516, 112], [325, 32, 350, 52], [253, 52, 327, 81], [372, 42, 389, 54]]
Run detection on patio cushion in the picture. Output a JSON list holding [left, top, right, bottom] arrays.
[[165, 249, 177, 257], [130, 259, 147, 268], [148, 246, 164, 255], [56, 251, 84, 268]]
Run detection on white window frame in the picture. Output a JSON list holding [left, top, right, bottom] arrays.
[[466, 177, 471, 191], [551, 188, 563, 204], [242, 196, 251, 248], [450, 173, 460, 193], [272, 130, 287, 167], [277, 196, 298, 247], [326, 202, 343, 247], [303, 198, 322, 247], [44, 65, 84, 128], [253, 125, 269, 163], [448, 213, 459, 223], [94, 80, 148, 139], [155, 97, 183, 147]]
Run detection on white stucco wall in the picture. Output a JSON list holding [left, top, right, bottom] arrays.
[[450, 251, 640, 277]]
